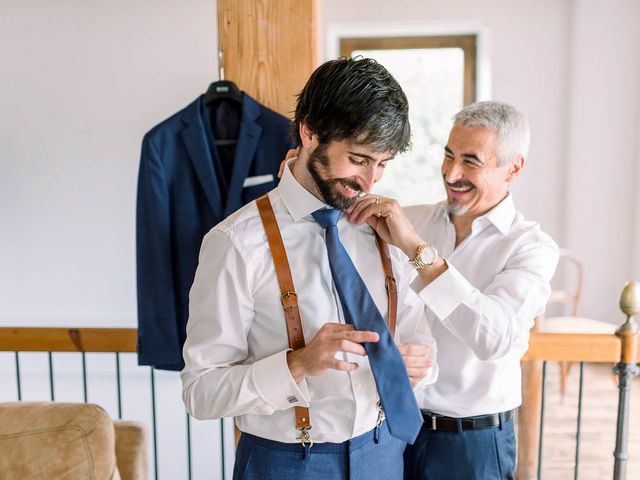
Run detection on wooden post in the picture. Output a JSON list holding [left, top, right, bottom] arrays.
[[216, 0, 318, 118], [216, 0, 318, 445], [518, 360, 543, 480]]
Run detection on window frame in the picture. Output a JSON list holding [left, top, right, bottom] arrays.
[[340, 34, 477, 106]]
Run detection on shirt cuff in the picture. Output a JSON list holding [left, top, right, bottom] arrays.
[[251, 349, 311, 411], [412, 260, 474, 321]]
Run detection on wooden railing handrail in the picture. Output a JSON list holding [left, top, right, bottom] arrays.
[[523, 331, 622, 363], [0, 327, 137, 352], [0, 326, 633, 364]]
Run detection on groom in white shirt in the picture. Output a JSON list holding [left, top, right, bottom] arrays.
[[181, 57, 437, 480]]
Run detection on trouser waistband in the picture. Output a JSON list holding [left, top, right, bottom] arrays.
[[420, 409, 515, 431], [239, 420, 394, 454]]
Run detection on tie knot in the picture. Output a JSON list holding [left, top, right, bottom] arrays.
[[312, 208, 341, 228]]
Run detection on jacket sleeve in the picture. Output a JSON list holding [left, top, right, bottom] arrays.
[[136, 134, 182, 366]]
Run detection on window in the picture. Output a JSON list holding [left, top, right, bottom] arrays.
[[341, 35, 477, 206]]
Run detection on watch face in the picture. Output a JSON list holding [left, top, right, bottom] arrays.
[[420, 246, 437, 265]]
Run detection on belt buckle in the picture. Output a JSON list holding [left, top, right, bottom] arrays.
[[431, 415, 437, 430]]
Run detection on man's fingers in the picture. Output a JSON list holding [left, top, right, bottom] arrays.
[[335, 339, 368, 357], [323, 323, 356, 332], [406, 366, 431, 380], [331, 359, 360, 372], [277, 148, 301, 178], [397, 343, 429, 357], [349, 196, 383, 223], [286, 147, 300, 160], [340, 330, 379, 344], [277, 160, 287, 178], [402, 356, 432, 368]]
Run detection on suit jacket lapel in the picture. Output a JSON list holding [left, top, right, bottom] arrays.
[[223, 94, 262, 217], [181, 97, 224, 219]]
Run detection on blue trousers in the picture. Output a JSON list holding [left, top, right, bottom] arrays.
[[403, 418, 516, 480], [233, 421, 405, 480]]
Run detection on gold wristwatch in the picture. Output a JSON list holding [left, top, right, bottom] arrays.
[[409, 243, 439, 269]]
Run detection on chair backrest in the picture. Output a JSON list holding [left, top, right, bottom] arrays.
[[547, 248, 584, 317], [0, 402, 120, 479]]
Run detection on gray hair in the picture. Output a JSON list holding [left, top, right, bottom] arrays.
[[453, 101, 530, 167]]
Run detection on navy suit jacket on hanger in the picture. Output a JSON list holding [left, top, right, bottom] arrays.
[[136, 93, 292, 370]]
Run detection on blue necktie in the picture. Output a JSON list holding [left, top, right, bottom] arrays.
[[312, 208, 423, 444]]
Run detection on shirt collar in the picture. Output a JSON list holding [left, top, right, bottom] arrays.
[[482, 193, 516, 235], [278, 160, 328, 221], [436, 193, 516, 236]]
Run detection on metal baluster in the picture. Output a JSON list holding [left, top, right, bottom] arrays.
[[15, 352, 22, 400], [613, 360, 639, 480], [115, 353, 122, 419], [150, 367, 159, 480], [220, 418, 226, 480], [81, 352, 88, 402], [537, 361, 547, 480], [186, 413, 192, 480], [614, 281, 640, 480], [48, 352, 55, 401], [574, 362, 584, 480]]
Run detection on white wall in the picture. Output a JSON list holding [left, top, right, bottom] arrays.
[[322, 0, 640, 323], [2, 2, 639, 333], [0, 0, 218, 327], [563, 0, 640, 321], [0, 2, 229, 478]]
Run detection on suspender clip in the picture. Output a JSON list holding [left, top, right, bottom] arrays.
[[299, 427, 313, 448]]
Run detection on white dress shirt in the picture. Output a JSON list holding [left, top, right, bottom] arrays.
[[182, 164, 437, 444], [406, 194, 558, 417]]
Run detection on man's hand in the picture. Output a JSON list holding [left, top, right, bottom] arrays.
[[347, 195, 423, 258], [398, 343, 432, 388], [286, 323, 379, 384], [278, 147, 301, 178]]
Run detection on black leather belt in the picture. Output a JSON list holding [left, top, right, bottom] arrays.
[[421, 409, 514, 432]]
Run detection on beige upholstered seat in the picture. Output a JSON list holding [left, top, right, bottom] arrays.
[[0, 402, 147, 480], [536, 248, 617, 396]]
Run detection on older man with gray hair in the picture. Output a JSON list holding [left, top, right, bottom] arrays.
[[349, 101, 559, 479]]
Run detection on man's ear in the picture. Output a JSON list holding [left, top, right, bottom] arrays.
[[299, 122, 319, 150], [505, 155, 525, 183]]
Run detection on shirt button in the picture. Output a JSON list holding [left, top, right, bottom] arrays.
[[356, 383, 362, 391]]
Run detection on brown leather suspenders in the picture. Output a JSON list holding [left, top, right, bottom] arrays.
[[256, 195, 310, 433], [255, 194, 397, 441]]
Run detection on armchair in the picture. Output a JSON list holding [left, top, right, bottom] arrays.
[[0, 402, 147, 480]]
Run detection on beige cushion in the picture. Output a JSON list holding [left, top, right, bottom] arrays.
[[114, 420, 148, 480], [536, 316, 618, 334], [0, 402, 120, 480]]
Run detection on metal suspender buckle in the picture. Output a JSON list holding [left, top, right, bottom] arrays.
[[384, 276, 397, 294], [299, 427, 313, 447], [374, 401, 386, 443], [280, 291, 298, 310]]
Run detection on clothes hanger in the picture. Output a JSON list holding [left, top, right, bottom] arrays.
[[204, 48, 242, 146], [204, 48, 243, 107]]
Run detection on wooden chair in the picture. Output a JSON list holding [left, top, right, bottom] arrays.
[[535, 248, 617, 397]]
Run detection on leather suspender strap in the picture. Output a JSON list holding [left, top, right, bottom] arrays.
[[255, 194, 399, 434], [375, 234, 397, 337], [255, 195, 311, 431]]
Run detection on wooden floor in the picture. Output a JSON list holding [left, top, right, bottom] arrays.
[[520, 361, 640, 479]]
